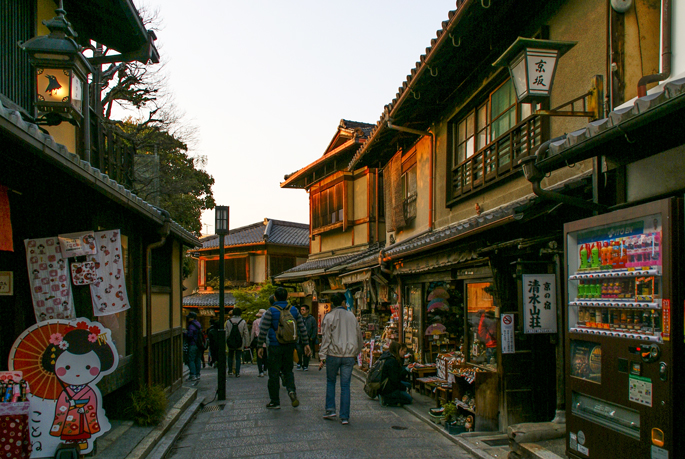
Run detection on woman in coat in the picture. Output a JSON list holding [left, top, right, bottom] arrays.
[[378, 341, 412, 406]]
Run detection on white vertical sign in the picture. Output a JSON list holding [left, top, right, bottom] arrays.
[[501, 314, 515, 354], [522, 274, 557, 334]]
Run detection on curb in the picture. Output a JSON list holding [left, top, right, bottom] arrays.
[[146, 395, 206, 459], [125, 387, 198, 459]]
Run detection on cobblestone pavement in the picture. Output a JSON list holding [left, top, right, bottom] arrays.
[[167, 358, 474, 459]]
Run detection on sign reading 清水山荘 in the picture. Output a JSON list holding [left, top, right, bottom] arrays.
[[522, 274, 557, 334]]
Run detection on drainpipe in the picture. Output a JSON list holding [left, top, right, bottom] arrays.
[[386, 120, 434, 230], [637, 0, 672, 97], [145, 209, 171, 387], [519, 139, 607, 212]]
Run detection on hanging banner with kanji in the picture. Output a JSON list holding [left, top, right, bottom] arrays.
[[522, 274, 557, 334], [24, 237, 75, 322]]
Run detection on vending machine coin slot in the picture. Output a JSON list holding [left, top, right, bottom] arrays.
[[640, 344, 661, 363], [651, 428, 665, 447]]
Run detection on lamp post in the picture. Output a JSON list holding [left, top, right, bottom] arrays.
[[215, 206, 229, 400]]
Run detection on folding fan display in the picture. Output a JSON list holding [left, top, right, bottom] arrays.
[[425, 323, 447, 335], [427, 287, 450, 301], [427, 298, 449, 312]]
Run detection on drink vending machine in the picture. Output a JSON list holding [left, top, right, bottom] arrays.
[[564, 198, 682, 459]]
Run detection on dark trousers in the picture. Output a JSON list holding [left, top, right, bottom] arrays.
[[257, 347, 267, 373], [296, 343, 310, 368], [266, 343, 296, 404], [227, 348, 242, 375]]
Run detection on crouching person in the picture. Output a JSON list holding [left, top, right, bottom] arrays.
[[378, 341, 412, 406]]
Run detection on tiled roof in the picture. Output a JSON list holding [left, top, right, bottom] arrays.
[[182, 292, 236, 307], [282, 253, 360, 274], [0, 100, 200, 248], [201, 219, 309, 249], [539, 77, 685, 170], [274, 245, 381, 282], [383, 170, 592, 260], [339, 119, 375, 137]]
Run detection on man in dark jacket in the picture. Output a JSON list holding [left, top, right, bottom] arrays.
[[184, 311, 203, 381], [206, 320, 220, 367], [297, 304, 317, 370], [378, 341, 412, 406], [257, 287, 311, 409]]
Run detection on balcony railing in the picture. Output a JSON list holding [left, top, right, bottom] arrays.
[[89, 113, 135, 189], [449, 115, 543, 204]]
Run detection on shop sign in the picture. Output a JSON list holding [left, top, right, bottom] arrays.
[[199, 308, 216, 317], [302, 280, 316, 295], [341, 269, 371, 285], [0, 271, 12, 295], [522, 274, 557, 334], [501, 313, 515, 354], [328, 276, 344, 291]]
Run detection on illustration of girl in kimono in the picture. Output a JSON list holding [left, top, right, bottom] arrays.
[[41, 322, 116, 451]]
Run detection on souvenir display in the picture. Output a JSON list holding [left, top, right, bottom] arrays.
[[24, 237, 74, 321]]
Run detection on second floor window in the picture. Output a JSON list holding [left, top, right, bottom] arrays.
[[312, 181, 344, 231], [448, 79, 541, 205]]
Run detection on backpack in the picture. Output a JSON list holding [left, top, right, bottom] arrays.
[[227, 319, 244, 349], [363, 358, 389, 399], [274, 305, 298, 344], [198, 331, 208, 351]]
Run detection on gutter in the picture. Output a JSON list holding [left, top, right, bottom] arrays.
[[145, 209, 171, 387], [386, 120, 434, 230], [637, 0, 672, 97]]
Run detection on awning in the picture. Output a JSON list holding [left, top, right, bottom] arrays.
[[396, 247, 480, 275], [274, 268, 325, 282], [320, 289, 346, 294], [341, 269, 372, 285]]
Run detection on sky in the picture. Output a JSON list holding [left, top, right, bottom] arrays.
[[135, 0, 459, 235]]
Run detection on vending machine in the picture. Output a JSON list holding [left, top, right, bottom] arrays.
[[564, 198, 682, 459]]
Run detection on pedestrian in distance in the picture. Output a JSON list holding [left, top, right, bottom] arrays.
[[378, 341, 412, 407], [297, 304, 317, 371], [183, 311, 203, 381], [252, 308, 267, 377], [226, 307, 251, 377], [257, 287, 311, 409], [318, 292, 363, 425], [206, 319, 220, 367]]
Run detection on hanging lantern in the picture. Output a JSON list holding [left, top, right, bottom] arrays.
[[19, 1, 92, 125]]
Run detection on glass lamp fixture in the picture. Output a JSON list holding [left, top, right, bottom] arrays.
[[493, 38, 576, 104], [215, 206, 229, 236], [19, 1, 93, 125]]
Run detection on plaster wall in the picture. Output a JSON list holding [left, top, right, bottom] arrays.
[[150, 292, 169, 335], [623, 0, 662, 100], [183, 258, 199, 295], [250, 254, 267, 283], [172, 240, 181, 328], [626, 145, 685, 202], [319, 230, 353, 253], [353, 173, 367, 221]]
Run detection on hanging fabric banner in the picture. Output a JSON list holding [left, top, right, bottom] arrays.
[[70, 261, 96, 285], [24, 237, 74, 321], [0, 185, 13, 252], [57, 231, 97, 258], [88, 230, 130, 316]]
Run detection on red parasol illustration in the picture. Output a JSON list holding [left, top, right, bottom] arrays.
[[8, 320, 71, 400]]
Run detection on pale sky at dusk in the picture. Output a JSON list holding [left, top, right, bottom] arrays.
[[136, 1, 458, 234]]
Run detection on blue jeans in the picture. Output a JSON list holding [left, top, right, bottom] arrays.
[[188, 344, 201, 378], [325, 356, 355, 420], [228, 348, 241, 375]]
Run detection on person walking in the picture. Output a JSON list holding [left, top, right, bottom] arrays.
[[252, 309, 267, 377], [297, 304, 318, 371], [226, 307, 251, 377], [206, 319, 220, 367], [257, 287, 311, 409], [318, 292, 363, 425], [183, 311, 203, 381]]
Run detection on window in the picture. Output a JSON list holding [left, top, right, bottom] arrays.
[[270, 256, 297, 277], [402, 163, 417, 222], [465, 282, 497, 368], [312, 181, 344, 231], [448, 79, 542, 204], [205, 257, 247, 283]]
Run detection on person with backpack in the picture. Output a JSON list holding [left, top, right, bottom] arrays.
[[377, 341, 412, 406], [257, 287, 311, 409], [225, 307, 251, 377], [296, 304, 317, 371], [183, 311, 203, 381], [318, 292, 363, 425]]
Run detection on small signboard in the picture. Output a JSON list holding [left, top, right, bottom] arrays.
[[501, 313, 515, 354], [0, 271, 12, 295], [522, 274, 557, 334]]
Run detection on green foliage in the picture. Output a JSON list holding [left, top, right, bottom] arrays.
[[128, 385, 167, 426], [182, 255, 195, 280], [442, 402, 458, 422], [231, 282, 278, 323]]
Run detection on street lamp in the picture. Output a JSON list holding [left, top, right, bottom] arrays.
[[492, 37, 576, 104], [215, 206, 229, 400], [19, 0, 92, 126]]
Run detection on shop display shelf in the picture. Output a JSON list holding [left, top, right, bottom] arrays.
[[455, 400, 476, 414], [569, 267, 661, 280], [569, 327, 662, 342], [569, 300, 661, 309]]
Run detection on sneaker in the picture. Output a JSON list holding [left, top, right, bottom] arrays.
[[266, 402, 280, 410], [303, 367, 309, 371], [323, 411, 337, 420], [341, 419, 349, 425], [194, 375, 200, 381], [235, 374, 240, 378], [288, 391, 299, 407], [258, 372, 264, 377], [187, 376, 195, 382], [297, 364, 301, 369]]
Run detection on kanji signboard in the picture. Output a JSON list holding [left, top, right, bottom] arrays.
[[522, 274, 557, 334]]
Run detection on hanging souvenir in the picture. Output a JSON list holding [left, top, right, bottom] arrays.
[[57, 231, 97, 258], [24, 237, 74, 322], [88, 230, 130, 316], [70, 261, 96, 285]]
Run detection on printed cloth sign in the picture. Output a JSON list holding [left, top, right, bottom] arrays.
[[24, 237, 74, 322], [70, 261, 96, 285], [0, 185, 13, 252], [57, 231, 97, 258], [87, 230, 130, 316]]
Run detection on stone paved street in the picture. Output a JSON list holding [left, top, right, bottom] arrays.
[[167, 358, 474, 459]]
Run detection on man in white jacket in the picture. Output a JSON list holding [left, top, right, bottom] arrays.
[[318, 292, 363, 425]]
